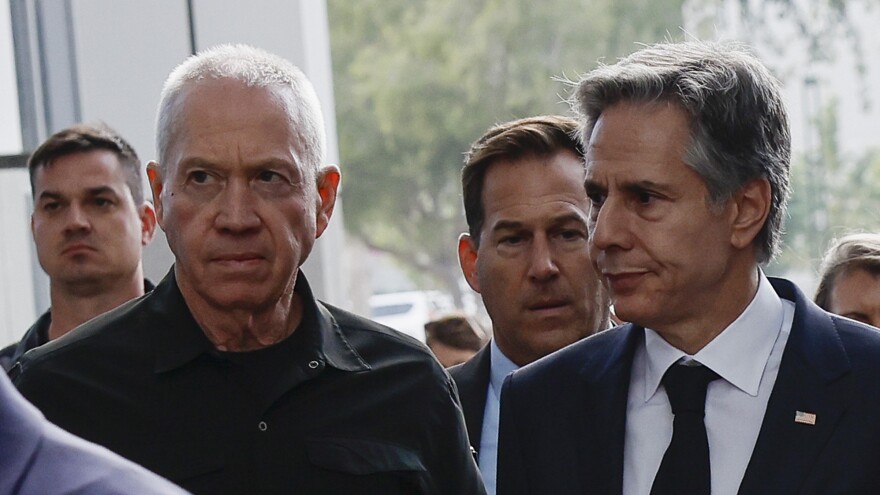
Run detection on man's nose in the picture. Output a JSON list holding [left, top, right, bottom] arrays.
[[589, 197, 630, 252], [215, 180, 261, 232], [528, 236, 559, 281], [63, 204, 92, 234]]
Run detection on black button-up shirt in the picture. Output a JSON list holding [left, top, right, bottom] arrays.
[[0, 279, 155, 372], [13, 269, 484, 495]]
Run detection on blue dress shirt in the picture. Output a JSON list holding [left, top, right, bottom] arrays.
[[479, 340, 519, 495]]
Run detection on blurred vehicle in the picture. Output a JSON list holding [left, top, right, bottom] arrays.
[[369, 290, 455, 342]]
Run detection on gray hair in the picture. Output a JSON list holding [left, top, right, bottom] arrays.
[[572, 40, 791, 264], [156, 44, 325, 172], [815, 233, 880, 310]]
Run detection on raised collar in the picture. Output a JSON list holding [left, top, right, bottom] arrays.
[[488, 339, 519, 400], [642, 271, 787, 402], [152, 268, 368, 374]]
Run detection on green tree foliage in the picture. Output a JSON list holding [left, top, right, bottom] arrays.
[[328, 0, 685, 300], [330, 0, 878, 300]]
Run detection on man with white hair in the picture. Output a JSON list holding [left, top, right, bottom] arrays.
[[14, 44, 484, 495]]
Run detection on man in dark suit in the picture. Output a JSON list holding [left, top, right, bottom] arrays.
[[497, 41, 880, 495], [451, 116, 610, 494]]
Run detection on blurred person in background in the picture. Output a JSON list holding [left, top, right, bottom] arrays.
[[0, 123, 156, 371], [815, 232, 880, 327], [451, 115, 610, 495], [425, 314, 488, 367]]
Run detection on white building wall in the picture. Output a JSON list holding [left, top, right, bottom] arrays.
[[0, 0, 21, 155], [0, 169, 37, 345], [683, 0, 880, 157]]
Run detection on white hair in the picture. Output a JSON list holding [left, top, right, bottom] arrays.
[[155, 44, 326, 172]]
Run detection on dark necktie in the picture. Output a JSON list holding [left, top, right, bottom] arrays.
[[650, 362, 720, 495]]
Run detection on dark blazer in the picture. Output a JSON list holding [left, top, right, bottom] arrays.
[[449, 344, 492, 456], [497, 278, 880, 495]]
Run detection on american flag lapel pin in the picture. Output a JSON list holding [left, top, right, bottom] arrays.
[[794, 410, 817, 425]]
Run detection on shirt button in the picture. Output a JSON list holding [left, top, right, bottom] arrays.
[[308, 360, 321, 369], [258, 421, 268, 432]]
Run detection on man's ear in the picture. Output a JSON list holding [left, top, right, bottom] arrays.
[[139, 202, 158, 246], [315, 165, 341, 239], [729, 177, 771, 250], [146, 161, 165, 228], [458, 233, 481, 293]]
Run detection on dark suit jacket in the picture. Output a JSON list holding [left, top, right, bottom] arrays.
[[449, 344, 492, 457], [497, 278, 880, 495]]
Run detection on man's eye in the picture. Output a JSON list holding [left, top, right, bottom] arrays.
[[635, 189, 660, 205], [190, 171, 210, 183], [559, 230, 585, 241], [586, 191, 606, 206], [95, 198, 113, 207], [500, 236, 523, 246], [43, 202, 60, 212], [257, 170, 283, 183]]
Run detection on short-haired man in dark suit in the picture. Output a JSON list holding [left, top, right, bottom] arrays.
[[497, 41, 880, 495], [451, 115, 610, 495]]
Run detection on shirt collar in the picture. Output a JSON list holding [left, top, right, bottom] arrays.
[[313, 301, 370, 372], [153, 268, 369, 374], [642, 271, 784, 401], [489, 339, 519, 400]]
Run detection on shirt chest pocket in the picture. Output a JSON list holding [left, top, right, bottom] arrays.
[[306, 438, 431, 494]]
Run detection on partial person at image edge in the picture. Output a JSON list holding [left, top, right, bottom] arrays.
[[0, 370, 186, 494], [814, 232, 880, 328]]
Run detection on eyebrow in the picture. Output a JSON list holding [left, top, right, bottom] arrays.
[[585, 178, 675, 195], [84, 186, 118, 197], [177, 157, 217, 171], [547, 211, 589, 228], [491, 220, 526, 233], [37, 186, 119, 201], [179, 156, 297, 170], [491, 212, 588, 233]]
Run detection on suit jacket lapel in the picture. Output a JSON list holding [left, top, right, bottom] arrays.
[[578, 325, 643, 494], [738, 279, 853, 495], [449, 345, 491, 453]]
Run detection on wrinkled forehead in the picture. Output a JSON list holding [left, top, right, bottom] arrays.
[[173, 79, 295, 133], [163, 80, 311, 168]]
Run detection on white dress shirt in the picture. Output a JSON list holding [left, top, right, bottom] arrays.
[[623, 272, 795, 495], [478, 340, 519, 495]]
